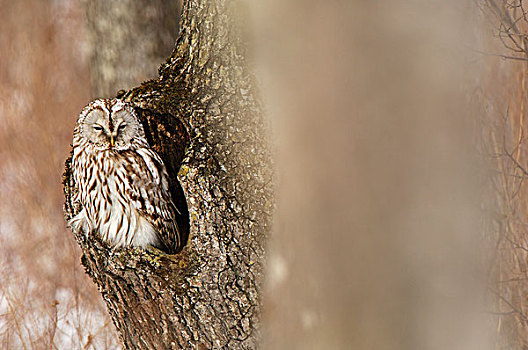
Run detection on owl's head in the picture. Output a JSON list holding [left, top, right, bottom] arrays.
[[77, 99, 144, 151]]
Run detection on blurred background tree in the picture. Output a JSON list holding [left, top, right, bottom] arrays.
[[84, 0, 181, 97]]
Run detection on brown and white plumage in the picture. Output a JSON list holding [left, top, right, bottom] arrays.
[[69, 99, 182, 253]]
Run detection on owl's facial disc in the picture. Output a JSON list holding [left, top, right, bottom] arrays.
[[81, 103, 139, 150]]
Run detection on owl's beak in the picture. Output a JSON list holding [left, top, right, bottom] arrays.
[[110, 136, 115, 147]]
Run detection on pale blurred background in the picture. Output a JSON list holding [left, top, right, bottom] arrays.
[[0, 0, 516, 349], [0, 1, 112, 349], [257, 1, 496, 349]]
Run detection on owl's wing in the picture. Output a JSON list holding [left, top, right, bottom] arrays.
[[132, 108, 190, 249], [122, 148, 182, 253]]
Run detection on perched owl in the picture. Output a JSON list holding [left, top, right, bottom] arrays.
[[69, 99, 182, 254]]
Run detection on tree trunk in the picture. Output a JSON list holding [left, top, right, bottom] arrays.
[[84, 0, 181, 98], [63, 0, 272, 348]]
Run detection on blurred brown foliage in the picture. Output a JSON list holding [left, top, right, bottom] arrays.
[[0, 1, 118, 348], [483, 1, 528, 348]]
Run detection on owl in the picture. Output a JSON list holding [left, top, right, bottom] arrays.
[[69, 99, 183, 254]]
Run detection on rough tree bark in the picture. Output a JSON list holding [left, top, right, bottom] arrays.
[[63, 0, 272, 348]]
